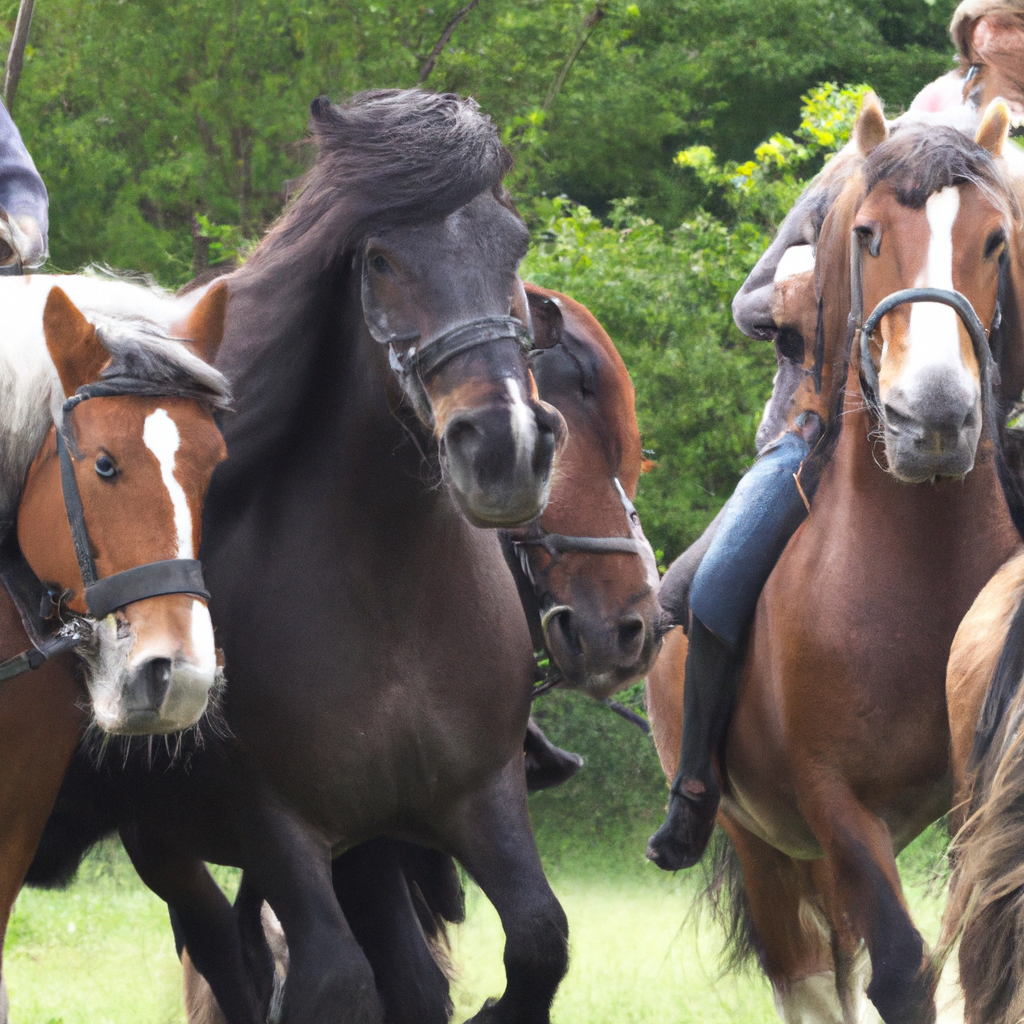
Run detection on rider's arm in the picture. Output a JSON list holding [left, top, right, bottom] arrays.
[[0, 103, 48, 267]]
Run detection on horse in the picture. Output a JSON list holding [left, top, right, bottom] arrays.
[[647, 97, 1024, 1024], [170, 278, 666, 1024], [0, 277, 231, 1023], [24, 89, 666, 1024]]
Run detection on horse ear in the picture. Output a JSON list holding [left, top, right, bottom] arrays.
[[173, 281, 229, 365], [977, 98, 1011, 156], [854, 92, 888, 157], [43, 286, 110, 397], [525, 290, 564, 350]]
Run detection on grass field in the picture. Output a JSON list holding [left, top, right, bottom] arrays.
[[3, 824, 952, 1024]]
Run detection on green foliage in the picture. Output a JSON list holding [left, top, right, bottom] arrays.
[[2, 0, 962, 279]]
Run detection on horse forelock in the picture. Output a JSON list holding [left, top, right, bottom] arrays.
[[864, 124, 1019, 220], [89, 315, 232, 415], [244, 89, 514, 273]]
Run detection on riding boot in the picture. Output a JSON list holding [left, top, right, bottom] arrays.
[[646, 617, 744, 870], [523, 717, 584, 792]]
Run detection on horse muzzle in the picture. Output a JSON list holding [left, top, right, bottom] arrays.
[[881, 370, 981, 482], [86, 597, 219, 734], [441, 399, 566, 528]]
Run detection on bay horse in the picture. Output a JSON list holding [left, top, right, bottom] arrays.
[[0, 278, 231, 1023], [174, 279, 666, 1024], [647, 98, 1023, 1024], [25, 89, 662, 1024]]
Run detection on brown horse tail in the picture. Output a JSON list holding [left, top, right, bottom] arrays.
[[943, 603, 1024, 1024], [944, 691, 1024, 1023], [704, 829, 765, 973]]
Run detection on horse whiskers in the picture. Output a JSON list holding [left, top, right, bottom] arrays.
[[77, 667, 230, 771]]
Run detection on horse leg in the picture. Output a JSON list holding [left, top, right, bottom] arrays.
[[0, 661, 85, 1024], [119, 821, 264, 1024], [441, 759, 568, 1024], [239, 806, 384, 1024], [721, 817, 845, 1023], [806, 791, 934, 1024], [332, 839, 452, 1024]]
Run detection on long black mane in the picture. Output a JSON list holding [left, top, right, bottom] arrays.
[[211, 90, 515, 505]]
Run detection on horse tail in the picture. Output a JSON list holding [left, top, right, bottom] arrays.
[[395, 841, 465, 972], [703, 828, 765, 973], [944, 580, 1024, 1024]]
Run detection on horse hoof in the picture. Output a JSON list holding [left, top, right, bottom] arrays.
[[646, 791, 717, 870]]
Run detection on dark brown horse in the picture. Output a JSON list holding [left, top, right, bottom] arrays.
[[24, 90, 628, 1024], [175, 280, 666, 1024], [0, 280, 230, 1023], [648, 98, 1023, 1023]]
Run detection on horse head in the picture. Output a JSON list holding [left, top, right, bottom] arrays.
[[505, 286, 665, 699], [16, 285, 229, 734], [359, 194, 566, 527], [822, 95, 1018, 483]]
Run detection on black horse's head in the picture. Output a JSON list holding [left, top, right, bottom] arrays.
[[261, 90, 567, 528], [359, 192, 566, 527]]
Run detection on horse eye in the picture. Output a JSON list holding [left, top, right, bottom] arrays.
[[369, 253, 390, 274], [855, 224, 881, 257], [985, 229, 1006, 260], [95, 455, 117, 479]]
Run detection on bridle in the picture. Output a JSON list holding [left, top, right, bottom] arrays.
[[0, 382, 213, 683], [386, 315, 539, 427], [504, 477, 659, 696], [849, 227, 999, 421]]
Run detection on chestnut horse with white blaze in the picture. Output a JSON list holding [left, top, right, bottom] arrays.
[[648, 97, 1024, 1024], [0, 278, 231, 1023]]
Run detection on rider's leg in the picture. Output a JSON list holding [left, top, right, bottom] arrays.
[[649, 426, 816, 870]]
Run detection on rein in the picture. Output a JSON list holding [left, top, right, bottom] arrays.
[[0, 383, 214, 683]]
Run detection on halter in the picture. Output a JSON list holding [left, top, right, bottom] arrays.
[[0, 383, 213, 683], [849, 229, 998, 420]]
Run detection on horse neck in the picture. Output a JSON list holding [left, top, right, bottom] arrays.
[[823, 358, 1018, 560], [209, 256, 436, 525]]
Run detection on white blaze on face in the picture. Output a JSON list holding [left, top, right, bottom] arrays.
[[505, 377, 538, 470], [143, 407, 192, 558], [900, 186, 976, 400]]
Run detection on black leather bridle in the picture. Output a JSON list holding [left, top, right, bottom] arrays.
[[0, 383, 213, 683], [850, 228, 998, 420]]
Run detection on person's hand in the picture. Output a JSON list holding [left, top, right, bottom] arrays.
[[0, 203, 46, 268]]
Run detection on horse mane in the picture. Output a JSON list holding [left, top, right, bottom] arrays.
[[84, 314, 232, 415], [213, 89, 515, 498], [0, 290, 231, 523], [244, 89, 513, 277]]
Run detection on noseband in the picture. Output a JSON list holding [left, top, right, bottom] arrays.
[[385, 315, 536, 426], [849, 229, 998, 419], [510, 478, 651, 585], [0, 383, 214, 683]]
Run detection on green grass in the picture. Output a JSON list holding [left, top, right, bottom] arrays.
[[1, 698, 957, 1023], [3, 825, 953, 1024]]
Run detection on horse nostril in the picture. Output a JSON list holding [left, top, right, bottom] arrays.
[[140, 657, 173, 711], [617, 615, 645, 655], [445, 416, 481, 451]]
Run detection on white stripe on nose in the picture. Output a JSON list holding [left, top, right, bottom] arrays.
[[505, 377, 537, 469], [143, 408, 192, 559], [905, 187, 965, 379]]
